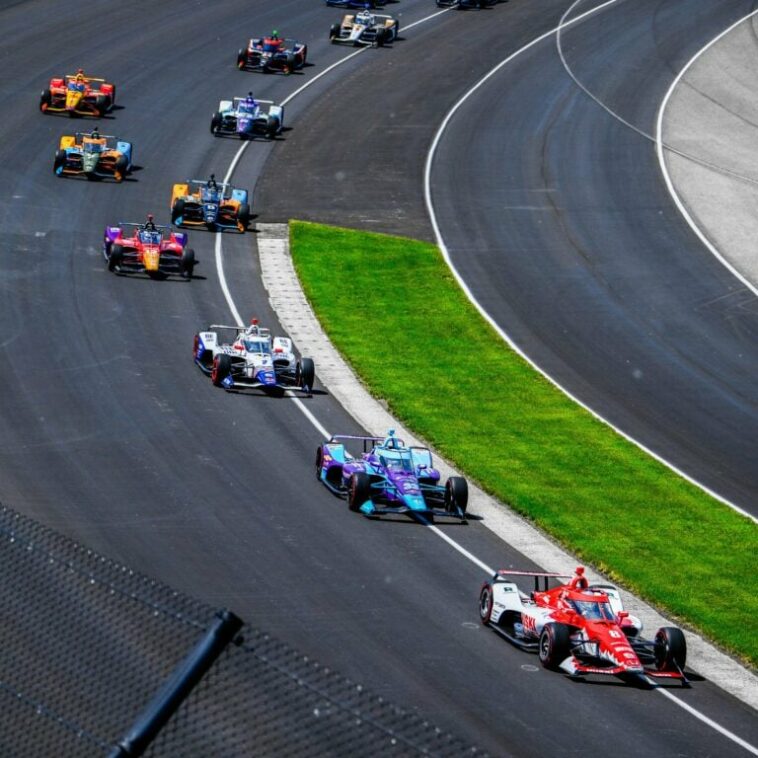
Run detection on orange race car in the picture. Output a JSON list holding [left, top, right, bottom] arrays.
[[170, 176, 251, 232], [40, 69, 116, 117], [53, 129, 132, 182]]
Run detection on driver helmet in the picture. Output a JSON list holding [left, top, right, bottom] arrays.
[[75, 69, 85, 82], [271, 29, 280, 40], [207, 173, 218, 189], [357, 10, 373, 25]]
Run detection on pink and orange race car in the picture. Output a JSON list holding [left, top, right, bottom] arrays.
[[479, 567, 689, 686], [103, 218, 195, 279], [40, 69, 116, 117], [237, 32, 307, 74]]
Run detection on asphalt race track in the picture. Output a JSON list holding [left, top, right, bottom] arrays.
[[0, 0, 756, 755]]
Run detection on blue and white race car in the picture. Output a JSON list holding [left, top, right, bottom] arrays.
[[194, 320, 315, 395], [316, 431, 469, 522], [210, 94, 284, 140]]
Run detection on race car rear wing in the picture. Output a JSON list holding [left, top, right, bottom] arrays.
[[117, 222, 172, 233], [495, 569, 574, 592], [328, 434, 384, 454]]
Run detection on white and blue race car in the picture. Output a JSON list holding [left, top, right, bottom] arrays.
[[210, 94, 284, 140], [194, 320, 315, 395]]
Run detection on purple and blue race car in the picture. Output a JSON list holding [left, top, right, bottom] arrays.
[[316, 431, 468, 522]]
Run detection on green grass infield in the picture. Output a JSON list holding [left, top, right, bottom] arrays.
[[290, 220, 757, 668]]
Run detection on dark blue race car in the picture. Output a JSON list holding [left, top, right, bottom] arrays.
[[316, 431, 468, 522]]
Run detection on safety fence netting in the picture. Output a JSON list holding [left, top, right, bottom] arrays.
[[0, 505, 482, 757]]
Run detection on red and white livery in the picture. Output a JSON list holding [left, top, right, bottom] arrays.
[[479, 567, 689, 686]]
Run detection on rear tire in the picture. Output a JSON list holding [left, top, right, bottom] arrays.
[[107, 244, 123, 272], [445, 476, 468, 514], [654, 627, 687, 671], [95, 95, 109, 117], [539, 623, 571, 670], [53, 149, 67, 175], [113, 155, 129, 182], [237, 202, 251, 230], [40, 88, 53, 112], [211, 354, 232, 387], [237, 50, 247, 69], [315, 447, 324, 479], [180, 248, 195, 279], [297, 357, 315, 391], [375, 28, 386, 47], [265, 116, 279, 139], [348, 472, 371, 512], [171, 199, 186, 225]]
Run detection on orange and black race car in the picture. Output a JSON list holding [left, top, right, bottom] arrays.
[[170, 176, 251, 233], [53, 129, 132, 182], [40, 69, 116, 117]]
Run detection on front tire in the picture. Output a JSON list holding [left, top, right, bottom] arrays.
[[211, 354, 232, 387], [329, 23, 341, 43], [348, 472, 371, 512], [40, 88, 52, 112], [479, 584, 493, 624], [539, 623, 571, 670], [113, 155, 129, 183], [654, 627, 687, 671], [171, 199, 185, 226], [210, 112, 222, 135]]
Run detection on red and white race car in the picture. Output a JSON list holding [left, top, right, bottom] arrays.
[[479, 567, 689, 686]]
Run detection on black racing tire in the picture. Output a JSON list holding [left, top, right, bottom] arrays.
[[237, 50, 247, 69], [95, 95, 109, 117], [265, 116, 279, 139], [107, 244, 123, 272], [114, 155, 129, 183], [210, 112, 223, 135], [180, 247, 195, 279], [53, 149, 67, 175], [315, 447, 324, 479], [299, 45, 308, 66], [40, 88, 53, 112], [444, 476, 468, 514], [329, 23, 341, 43], [171, 199, 186, 225], [375, 28, 386, 47], [479, 583, 494, 624], [297, 357, 315, 391], [654, 627, 687, 671], [539, 623, 571, 670], [237, 202, 251, 230], [348, 472, 371, 512], [211, 354, 232, 387], [282, 53, 296, 75]]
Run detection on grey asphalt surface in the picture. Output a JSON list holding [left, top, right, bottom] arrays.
[[0, 0, 755, 755]]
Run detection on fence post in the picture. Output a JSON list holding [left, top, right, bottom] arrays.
[[109, 609, 244, 757]]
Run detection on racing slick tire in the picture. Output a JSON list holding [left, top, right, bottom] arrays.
[[265, 116, 279, 139], [297, 358, 315, 392], [53, 149, 67, 176], [107, 244, 123, 273], [315, 447, 324, 479], [40, 89, 53, 112], [237, 202, 251, 230], [478, 583, 494, 624], [375, 28, 387, 47], [180, 248, 196, 279], [299, 46, 308, 66], [282, 53, 296, 75], [654, 627, 686, 671], [329, 23, 341, 43], [211, 354, 233, 387], [210, 112, 223, 136], [171, 199, 186, 226], [237, 50, 247, 69], [539, 623, 571, 670], [113, 155, 129, 183], [95, 95, 109, 117], [348, 472, 371, 512], [444, 476, 468, 514]]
